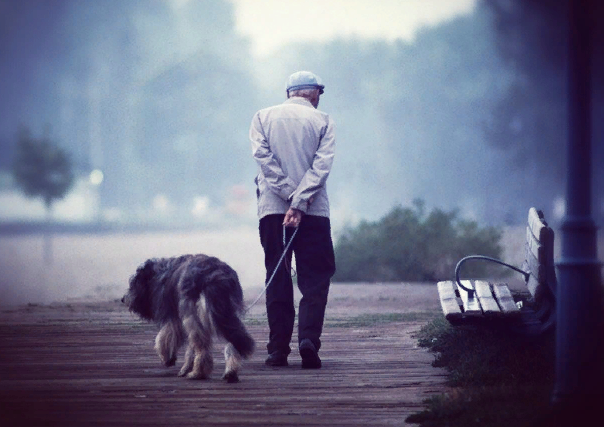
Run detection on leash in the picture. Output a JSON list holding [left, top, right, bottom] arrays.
[[245, 225, 299, 314]]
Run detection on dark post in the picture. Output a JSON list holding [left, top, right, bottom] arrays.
[[553, 0, 603, 413]]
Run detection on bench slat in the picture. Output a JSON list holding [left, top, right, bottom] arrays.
[[457, 280, 482, 316], [474, 281, 500, 315], [528, 207, 548, 242], [524, 223, 555, 302], [492, 283, 520, 314], [527, 212, 556, 299], [437, 281, 463, 320], [524, 246, 547, 283], [526, 225, 548, 264], [527, 274, 547, 302], [527, 208, 554, 264]]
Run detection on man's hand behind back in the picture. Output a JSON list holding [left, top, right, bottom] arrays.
[[283, 208, 303, 227]]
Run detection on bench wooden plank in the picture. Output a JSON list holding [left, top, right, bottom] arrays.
[[474, 281, 500, 315], [527, 274, 539, 299], [526, 225, 548, 264], [524, 219, 555, 301], [457, 280, 482, 316], [524, 246, 547, 284], [492, 283, 520, 314], [521, 259, 546, 302], [528, 207, 548, 242], [437, 281, 463, 320], [527, 209, 554, 261], [526, 274, 550, 302]]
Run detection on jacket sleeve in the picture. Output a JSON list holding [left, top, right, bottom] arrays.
[[289, 116, 336, 213], [250, 112, 298, 201]]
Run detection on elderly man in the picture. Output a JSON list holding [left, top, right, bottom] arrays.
[[249, 71, 336, 369]]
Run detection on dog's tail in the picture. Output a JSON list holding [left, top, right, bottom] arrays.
[[208, 298, 255, 359], [205, 275, 255, 359], [214, 310, 255, 359]]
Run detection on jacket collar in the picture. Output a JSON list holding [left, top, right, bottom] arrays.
[[284, 97, 314, 108]]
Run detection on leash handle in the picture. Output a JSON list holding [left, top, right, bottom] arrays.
[[246, 226, 299, 314]]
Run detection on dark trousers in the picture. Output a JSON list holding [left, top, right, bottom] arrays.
[[259, 214, 336, 355]]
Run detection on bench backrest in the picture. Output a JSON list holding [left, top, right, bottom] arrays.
[[523, 207, 556, 303]]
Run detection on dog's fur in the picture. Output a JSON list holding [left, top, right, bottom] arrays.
[[122, 254, 255, 382]]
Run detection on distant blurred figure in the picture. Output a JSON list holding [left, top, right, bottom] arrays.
[[249, 71, 336, 369]]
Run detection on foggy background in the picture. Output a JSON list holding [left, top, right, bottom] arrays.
[[0, 0, 602, 304]]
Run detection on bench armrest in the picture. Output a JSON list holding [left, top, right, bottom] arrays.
[[455, 255, 530, 297]]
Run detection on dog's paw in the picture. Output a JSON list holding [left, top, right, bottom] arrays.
[[165, 356, 176, 367], [177, 367, 191, 377], [222, 371, 239, 383], [186, 371, 209, 380]]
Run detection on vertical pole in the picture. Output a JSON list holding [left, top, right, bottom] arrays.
[[553, 0, 603, 412]]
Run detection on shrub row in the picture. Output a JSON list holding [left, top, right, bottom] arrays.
[[334, 200, 503, 282]]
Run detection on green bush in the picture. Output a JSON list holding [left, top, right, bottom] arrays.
[[406, 316, 556, 427], [415, 316, 555, 388], [333, 200, 503, 282]]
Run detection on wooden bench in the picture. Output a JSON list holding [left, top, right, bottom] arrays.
[[437, 207, 557, 335]]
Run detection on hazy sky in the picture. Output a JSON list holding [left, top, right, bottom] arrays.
[[231, 0, 478, 57]]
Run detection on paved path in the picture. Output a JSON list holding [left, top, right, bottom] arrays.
[[0, 287, 447, 427]]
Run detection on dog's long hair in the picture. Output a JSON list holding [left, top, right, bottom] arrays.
[[123, 254, 255, 382]]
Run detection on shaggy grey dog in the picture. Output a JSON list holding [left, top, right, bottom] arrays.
[[122, 254, 255, 383]]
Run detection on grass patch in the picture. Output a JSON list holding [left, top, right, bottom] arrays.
[[242, 311, 440, 328], [406, 385, 553, 427], [328, 311, 440, 328], [406, 315, 556, 427], [415, 316, 555, 387]]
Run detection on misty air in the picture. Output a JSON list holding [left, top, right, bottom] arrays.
[[0, 1, 603, 425]]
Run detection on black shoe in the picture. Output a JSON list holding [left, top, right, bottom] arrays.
[[265, 352, 288, 367], [299, 339, 321, 369]]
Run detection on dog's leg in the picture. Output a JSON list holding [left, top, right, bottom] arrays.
[[187, 347, 213, 380], [221, 343, 242, 383], [155, 320, 185, 367], [178, 345, 194, 377], [182, 299, 214, 379]]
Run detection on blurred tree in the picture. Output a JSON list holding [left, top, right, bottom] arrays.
[[12, 127, 75, 263], [334, 200, 503, 282], [484, 0, 604, 223], [1, 0, 258, 220], [481, 0, 567, 223], [268, 5, 516, 224]]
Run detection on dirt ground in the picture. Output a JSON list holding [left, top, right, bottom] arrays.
[[243, 282, 442, 317], [0, 282, 442, 322]]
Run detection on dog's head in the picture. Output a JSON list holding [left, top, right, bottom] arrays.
[[122, 259, 157, 321]]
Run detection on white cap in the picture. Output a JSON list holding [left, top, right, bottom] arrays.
[[286, 71, 325, 94]]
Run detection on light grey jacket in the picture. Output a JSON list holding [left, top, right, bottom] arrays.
[[250, 97, 336, 219]]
